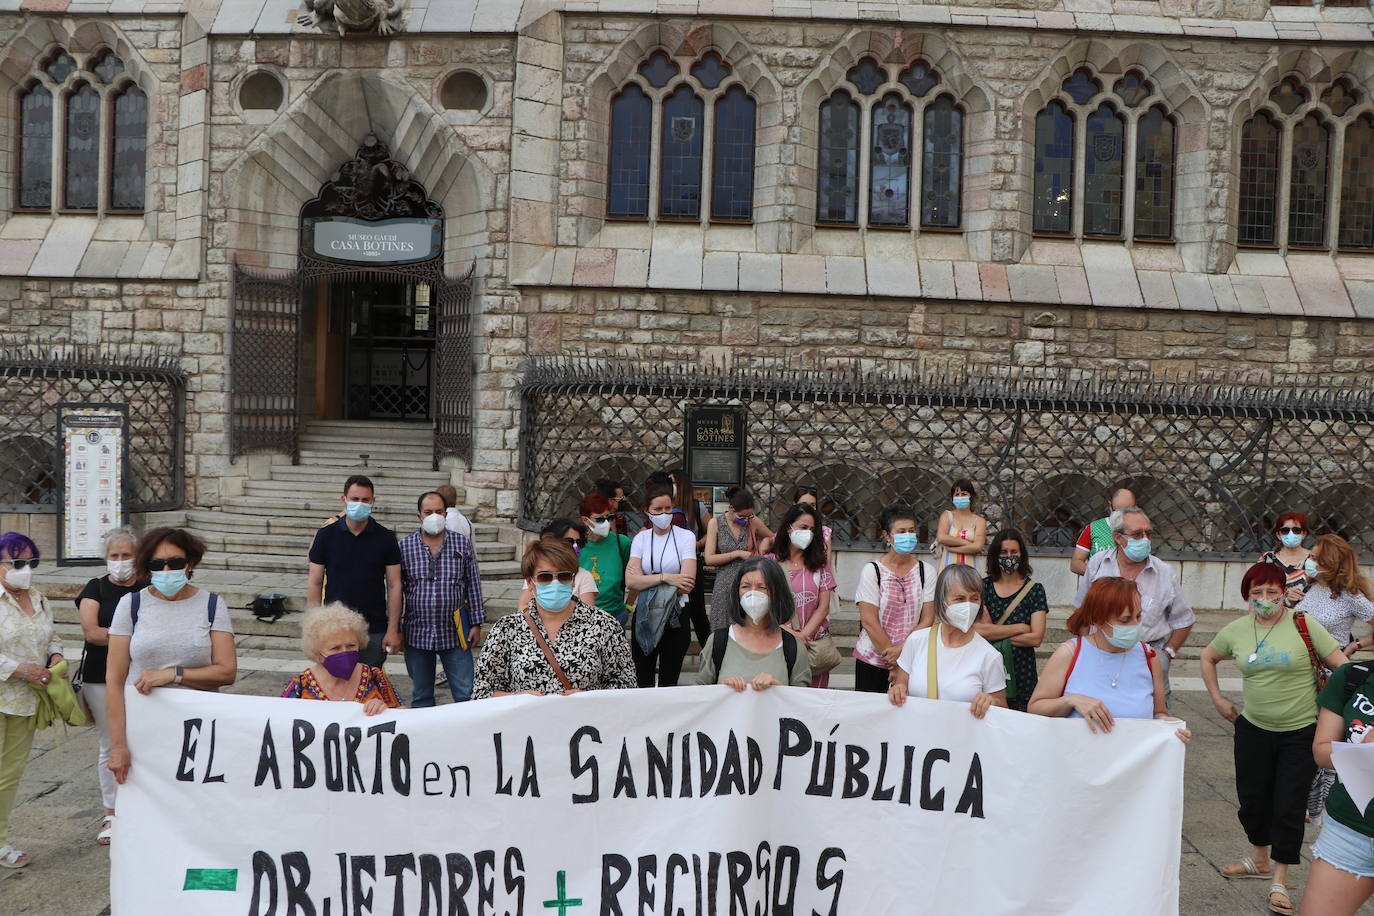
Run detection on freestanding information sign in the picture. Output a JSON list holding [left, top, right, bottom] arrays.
[[57, 403, 128, 565], [684, 404, 747, 517]]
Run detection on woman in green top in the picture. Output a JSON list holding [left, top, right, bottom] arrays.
[[1201, 562, 1348, 916], [697, 557, 811, 691], [1305, 662, 1374, 914], [578, 493, 632, 622]]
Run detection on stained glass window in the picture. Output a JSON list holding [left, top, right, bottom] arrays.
[[18, 83, 53, 211], [1134, 106, 1174, 240], [1083, 104, 1124, 237], [1338, 115, 1374, 250], [711, 86, 755, 222], [868, 93, 912, 226], [847, 58, 885, 96], [43, 50, 75, 83], [1062, 69, 1100, 105], [1270, 78, 1307, 116], [91, 50, 124, 84], [921, 96, 962, 229], [607, 85, 652, 218], [638, 51, 678, 89], [1238, 113, 1281, 246], [64, 83, 101, 210], [690, 53, 730, 91], [899, 61, 939, 99], [110, 85, 147, 211], [1114, 72, 1152, 108], [1287, 114, 1329, 247], [659, 85, 703, 219], [1033, 102, 1074, 235], [1321, 80, 1357, 117], [817, 91, 861, 224]]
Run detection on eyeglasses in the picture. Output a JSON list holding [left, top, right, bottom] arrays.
[[1277, 527, 1305, 535], [533, 571, 577, 585], [147, 557, 189, 571], [589, 515, 613, 523], [4, 558, 38, 570]]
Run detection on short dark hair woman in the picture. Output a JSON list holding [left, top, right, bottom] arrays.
[[975, 528, 1048, 711], [697, 557, 811, 691]]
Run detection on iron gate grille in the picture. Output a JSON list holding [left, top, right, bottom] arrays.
[[433, 272, 475, 469], [229, 261, 301, 460], [0, 346, 185, 512], [518, 358, 1374, 558]]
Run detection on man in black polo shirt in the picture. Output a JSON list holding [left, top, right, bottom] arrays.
[[307, 475, 403, 668]]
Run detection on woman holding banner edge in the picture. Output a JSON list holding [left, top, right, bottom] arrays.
[[281, 603, 402, 714], [696, 557, 811, 690]]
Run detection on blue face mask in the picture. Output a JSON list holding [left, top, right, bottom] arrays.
[[151, 570, 188, 596], [535, 580, 574, 610], [1105, 622, 1141, 649], [891, 533, 919, 555], [1280, 532, 1303, 549], [1123, 537, 1151, 562], [952, 496, 971, 511], [344, 501, 372, 522]]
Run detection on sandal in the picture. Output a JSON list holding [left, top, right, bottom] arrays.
[[1268, 883, 1293, 915], [97, 815, 114, 846], [1220, 856, 1274, 879], [0, 845, 30, 868]]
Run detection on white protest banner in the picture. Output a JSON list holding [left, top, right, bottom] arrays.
[[113, 685, 1183, 915]]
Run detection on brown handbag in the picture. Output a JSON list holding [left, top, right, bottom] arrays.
[[523, 611, 574, 692]]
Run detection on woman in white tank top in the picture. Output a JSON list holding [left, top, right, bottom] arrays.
[[1029, 576, 1190, 743]]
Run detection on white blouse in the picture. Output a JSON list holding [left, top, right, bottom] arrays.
[[0, 588, 62, 717]]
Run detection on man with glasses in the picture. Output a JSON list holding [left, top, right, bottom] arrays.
[[1069, 486, 1137, 576], [578, 493, 633, 623], [398, 490, 486, 706], [307, 475, 403, 670], [1076, 506, 1195, 710]]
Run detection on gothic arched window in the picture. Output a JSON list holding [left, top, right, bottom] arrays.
[[1033, 68, 1174, 242], [606, 51, 756, 224], [1238, 76, 1373, 252], [13, 48, 147, 214], [815, 59, 964, 230]]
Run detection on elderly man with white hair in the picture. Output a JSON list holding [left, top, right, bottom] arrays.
[[1075, 506, 1195, 710]]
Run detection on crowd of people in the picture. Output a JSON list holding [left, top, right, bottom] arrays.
[[4, 475, 1374, 914]]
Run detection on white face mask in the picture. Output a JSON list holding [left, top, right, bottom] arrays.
[[944, 600, 979, 633], [4, 565, 33, 590], [107, 559, 136, 581], [421, 514, 446, 536], [649, 512, 673, 531], [740, 590, 771, 623], [789, 529, 814, 550], [589, 520, 611, 538]]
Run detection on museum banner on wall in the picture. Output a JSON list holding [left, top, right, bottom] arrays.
[[57, 403, 127, 564], [112, 686, 1184, 915]]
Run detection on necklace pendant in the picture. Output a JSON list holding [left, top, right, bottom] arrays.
[[1110, 677, 1118, 688], [1248, 653, 1259, 664]]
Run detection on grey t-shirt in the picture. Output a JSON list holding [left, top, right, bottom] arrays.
[[109, 587, 233, 685], [695, 628, 811, 688]]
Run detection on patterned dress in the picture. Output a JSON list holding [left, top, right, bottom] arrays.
[[709, 520, 755, 629], [280, 665, 403, 708], [472, 600, 637, 698], [981, 577, 1049, 712], [1260, 550, 1313, 597], [787, 564, 838, 689]]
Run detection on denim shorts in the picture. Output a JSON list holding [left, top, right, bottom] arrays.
[[1313, 814, 1374, 879]]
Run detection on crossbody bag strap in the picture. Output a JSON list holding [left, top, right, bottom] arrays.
[[995, 580, 1035, 626], [926, 623, 940, 700], [523, 611, 574, 692]]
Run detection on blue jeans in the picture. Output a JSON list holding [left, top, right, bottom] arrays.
[[405, 645, 474, 707]]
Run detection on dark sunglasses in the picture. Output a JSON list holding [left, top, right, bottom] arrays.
[[147, 557, 189, 571], [5, 558, 38, 570], [1277, 527, 1305, 535], [533, 571, 577, 585], [589, 514, 613, 523]]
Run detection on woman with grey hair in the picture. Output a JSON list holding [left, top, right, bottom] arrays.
[[74, 528, 146, 844], [697, 557, 812, 690], [280, 603, 402, 715], [888, 564, 1008, 717]]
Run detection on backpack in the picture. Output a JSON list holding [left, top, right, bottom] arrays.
[[130, 589, 219, 628], [709, 626, 797, 684], [1063, 636, 1154, 682], [868, 560, 926, 608]]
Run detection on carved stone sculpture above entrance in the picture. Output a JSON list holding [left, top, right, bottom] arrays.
[[297, 0, 405, 36], [301, 134, 441, 222]]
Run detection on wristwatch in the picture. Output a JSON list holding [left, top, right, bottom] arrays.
[[1162, 646, 1177, 660], [173, 665, 184, 686]]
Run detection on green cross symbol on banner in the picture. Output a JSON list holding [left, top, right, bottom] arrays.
[[543, 870, 583, 915]]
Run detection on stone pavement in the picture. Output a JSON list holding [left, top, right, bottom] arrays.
[[5, 666, 1374, 915]]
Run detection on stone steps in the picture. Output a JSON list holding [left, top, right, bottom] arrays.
[[181, 508, 485, 539]]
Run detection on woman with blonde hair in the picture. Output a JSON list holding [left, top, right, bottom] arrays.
[[281, 603, 402, 715]]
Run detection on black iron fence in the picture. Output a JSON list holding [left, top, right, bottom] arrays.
[[0, 345, 186, 513], [517, 358, 1374, 558]]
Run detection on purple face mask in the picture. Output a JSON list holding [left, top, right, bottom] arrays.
[[321, 650, 359, 679]]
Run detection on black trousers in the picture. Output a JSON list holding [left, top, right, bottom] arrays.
[[686, 578, 710, 647], [633, 622, 691, 687], [854, 659, 892, 693], [1233, 715, 1317, 865]]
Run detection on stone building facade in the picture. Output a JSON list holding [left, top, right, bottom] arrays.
[[0, 0, 1372, 554]]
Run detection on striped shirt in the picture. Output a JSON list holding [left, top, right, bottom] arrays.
[[399, 529, 486, 652]]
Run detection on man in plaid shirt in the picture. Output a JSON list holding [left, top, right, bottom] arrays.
[[400, 490, 487, 705]]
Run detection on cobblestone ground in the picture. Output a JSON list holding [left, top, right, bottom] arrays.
[[4, 670, 1374, 915]]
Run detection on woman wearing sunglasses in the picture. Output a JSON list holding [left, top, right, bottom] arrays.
[[1261, 512, 1315, 607], [473, 539, 636, 698], [106, 528, 237, 787], [0, 532, 64, 869]]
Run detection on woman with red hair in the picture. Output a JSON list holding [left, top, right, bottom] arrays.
[[1202, 562, 1349, 915], [1261, 511, 1316, 606], [1028, 577, 1187, 741]]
